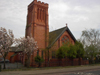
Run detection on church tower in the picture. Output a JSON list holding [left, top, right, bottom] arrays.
[[25, 0, 49, 49]]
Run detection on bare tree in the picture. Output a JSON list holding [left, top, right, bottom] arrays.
[[15, 36, 38, 67], [0, 27, 14, 69], [80, 29, 100, 63]]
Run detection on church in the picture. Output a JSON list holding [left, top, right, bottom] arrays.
[[5, 0, 89, 67], [25, 0, 76, 60]]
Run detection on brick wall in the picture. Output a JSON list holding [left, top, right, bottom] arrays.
[[35, 25, 46, 49]]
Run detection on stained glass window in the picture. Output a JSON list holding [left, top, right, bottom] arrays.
[[62, 36, 69, 44]]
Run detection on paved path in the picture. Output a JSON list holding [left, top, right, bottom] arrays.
[[0, 65, 100, 75]]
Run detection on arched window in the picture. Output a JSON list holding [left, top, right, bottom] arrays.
[[62, 36, 69, 44]]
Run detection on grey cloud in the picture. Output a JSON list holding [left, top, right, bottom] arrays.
[[0, 0, 100, 39]]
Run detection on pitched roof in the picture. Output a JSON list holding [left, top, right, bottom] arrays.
[[48, 26, 76, 48]]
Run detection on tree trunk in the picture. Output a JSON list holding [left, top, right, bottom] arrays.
[[26, 57, 30, 67], [3, 58, 6, 69], [38, 63, 41, 68], [71, 59, 73, 66], [92, 57, 94, 64], [47, 49, 50, 67], [91, 55, 94, 64]]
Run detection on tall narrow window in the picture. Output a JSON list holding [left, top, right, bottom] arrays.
[[43, 10, 45, 21], [43, 10, 44, 21], [40, 9, 42, 20], [39, 8, 40, 20], [41, 9, 43, 20], [37, 8, 39, 19]]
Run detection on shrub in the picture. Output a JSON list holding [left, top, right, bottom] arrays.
[[35, 56, 44, 67]]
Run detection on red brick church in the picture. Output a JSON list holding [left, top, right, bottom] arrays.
[[25, 0, 76, 59], [6, 0, 88, 67]]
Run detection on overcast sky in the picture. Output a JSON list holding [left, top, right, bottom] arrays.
[[0, 0, 100, 39]]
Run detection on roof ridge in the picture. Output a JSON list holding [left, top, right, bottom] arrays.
[[49, 26, 66, 33]]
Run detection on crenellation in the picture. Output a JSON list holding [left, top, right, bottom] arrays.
[[28, 0, 48, 8], [42, 2, 44, 4], [38, 1, 41, 4], [37, 1, 48, 7], [34, 0, 37, 2], [44, 3, 48, 6]]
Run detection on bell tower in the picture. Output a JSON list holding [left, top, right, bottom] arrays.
[[25, 0, 49, 49]]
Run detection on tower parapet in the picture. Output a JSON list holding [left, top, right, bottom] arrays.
[[28, 0, 48, 8]]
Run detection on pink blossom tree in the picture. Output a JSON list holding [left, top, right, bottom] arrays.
[[15, 36, 38, 67], [0, 27, 14, 69]]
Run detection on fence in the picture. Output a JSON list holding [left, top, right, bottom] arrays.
[[32, 58, 89, 67], [0, 62, 24, 69]]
